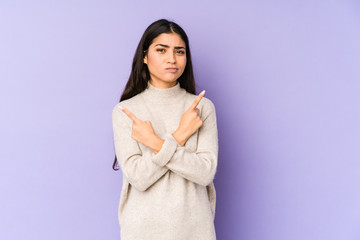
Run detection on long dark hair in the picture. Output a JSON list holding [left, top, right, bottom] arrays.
[[112, 19, 196, 170]]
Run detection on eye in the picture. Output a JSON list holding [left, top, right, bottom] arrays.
[[176, 50, 185, 55], [156, 48, 165, 53]]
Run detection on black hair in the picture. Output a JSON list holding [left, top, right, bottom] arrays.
[[112, 19, 196, 170]]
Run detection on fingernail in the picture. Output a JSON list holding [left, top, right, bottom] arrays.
[[201, 90, 205, 95], [119, 105, 124, 110]]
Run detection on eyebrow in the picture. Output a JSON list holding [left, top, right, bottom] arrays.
[[154, 44, 185, 49]]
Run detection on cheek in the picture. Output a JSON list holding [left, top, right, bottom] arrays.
[[148, 54, 162, 67], [180, 57, 187, 69]]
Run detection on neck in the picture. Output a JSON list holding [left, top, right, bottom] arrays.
[[141, 80, 186, 104], [149, 80, 177, 89]]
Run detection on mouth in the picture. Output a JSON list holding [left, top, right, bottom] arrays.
[[165, 68, 178, 73]]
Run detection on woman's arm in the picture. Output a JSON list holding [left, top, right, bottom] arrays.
[[151, 99, 219, 186], [112, 106, 170, 192]]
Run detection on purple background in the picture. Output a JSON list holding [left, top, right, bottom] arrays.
[[1, 1, 359, 239]]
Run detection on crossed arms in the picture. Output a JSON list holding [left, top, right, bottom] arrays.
[[112, 96, 218, 192]]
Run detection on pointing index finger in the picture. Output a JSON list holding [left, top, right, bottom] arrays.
[[189, 90, 205, 110], [119, 105, 140, 122]]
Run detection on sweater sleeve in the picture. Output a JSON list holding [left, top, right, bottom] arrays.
[[112, 106, 170, 192], [151, 99, 219, 186]]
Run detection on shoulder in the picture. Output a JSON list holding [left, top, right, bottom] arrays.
[[200, 97, 217, 123], [112, 94, 144, 126], [202, 96, 216, 112], [113, 94, 143, 110]]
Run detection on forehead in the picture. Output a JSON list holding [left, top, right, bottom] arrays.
[[151, 33, 185, 47]]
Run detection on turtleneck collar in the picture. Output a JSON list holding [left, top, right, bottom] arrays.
[[141, 81, 186, 104]]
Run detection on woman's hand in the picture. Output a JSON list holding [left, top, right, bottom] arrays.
[[119, 106, 164, 154], [172, 90, 205, 146]]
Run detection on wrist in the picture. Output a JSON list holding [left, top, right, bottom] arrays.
[[150, 134, 164, 154], [172, 128, 188, 147]]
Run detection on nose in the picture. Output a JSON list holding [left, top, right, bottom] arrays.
[[167, 51, 176, 63]]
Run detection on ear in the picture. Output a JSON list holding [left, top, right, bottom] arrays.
[[143, 53, 147, 64]]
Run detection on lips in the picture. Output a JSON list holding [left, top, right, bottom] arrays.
[[165, 67, 178, 73]]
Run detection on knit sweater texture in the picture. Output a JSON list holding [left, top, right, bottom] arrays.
[[112, 81, 219, 240]]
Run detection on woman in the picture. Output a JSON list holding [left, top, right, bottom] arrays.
[[111, 19, 219, 240]]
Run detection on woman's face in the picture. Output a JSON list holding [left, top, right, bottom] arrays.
[[144, 32, 187, 88]]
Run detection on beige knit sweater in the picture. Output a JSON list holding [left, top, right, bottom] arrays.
[[112, 81, 219, 240]]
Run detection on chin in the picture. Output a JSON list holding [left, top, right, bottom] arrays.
[[163, 78, 179, 83]]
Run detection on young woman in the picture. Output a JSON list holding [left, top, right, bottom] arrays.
[[111, 19, 219, 240]]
